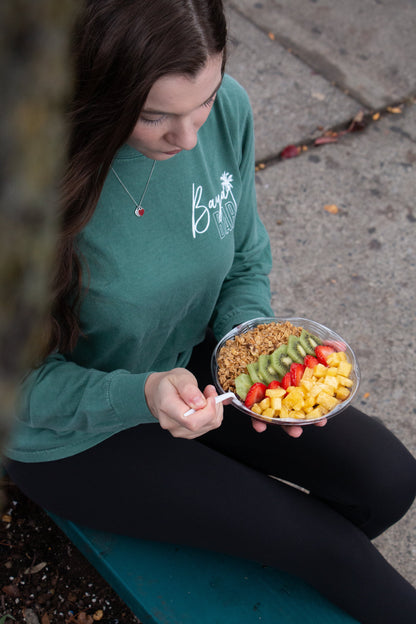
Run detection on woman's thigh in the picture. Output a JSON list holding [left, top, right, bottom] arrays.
[[7, 422, 416, 624], [188, 330, 416, 538], [200, 404, 416, 538]]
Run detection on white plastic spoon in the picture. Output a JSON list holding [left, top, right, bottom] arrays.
[[183, 391, 236, 417]]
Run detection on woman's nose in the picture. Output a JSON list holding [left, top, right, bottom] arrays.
[[167, 118, 198, 151]]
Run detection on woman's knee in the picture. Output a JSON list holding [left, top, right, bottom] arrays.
[[358, 433, 416, 537]]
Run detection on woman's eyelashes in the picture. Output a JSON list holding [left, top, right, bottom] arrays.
[[141, 115, 166, 126], [202, 95, 216, 108], [140, 95, 216, 126]]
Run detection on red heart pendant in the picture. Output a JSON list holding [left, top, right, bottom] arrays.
[[135, 206, 145, 217]]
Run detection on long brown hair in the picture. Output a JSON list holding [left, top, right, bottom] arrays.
[[45, 0, 227, 357]]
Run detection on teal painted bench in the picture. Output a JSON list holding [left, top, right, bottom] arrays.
[[49, 513, 358, 624]]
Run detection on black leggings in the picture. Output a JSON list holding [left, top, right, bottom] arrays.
[[7, 336, 416, 624]]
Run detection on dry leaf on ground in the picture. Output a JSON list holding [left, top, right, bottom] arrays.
[[324, 204, 339, 214]]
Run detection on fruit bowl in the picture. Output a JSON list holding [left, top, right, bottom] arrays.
[[211, 317, 360, 425]]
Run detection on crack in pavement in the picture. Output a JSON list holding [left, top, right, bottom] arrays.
[[255, 96, 416, 170]]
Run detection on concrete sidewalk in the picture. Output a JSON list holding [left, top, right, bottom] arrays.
[[225, 0, 416, 588]]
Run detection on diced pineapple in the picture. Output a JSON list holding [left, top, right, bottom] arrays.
[[305, 405, 324, 420], [318, 382, 335, 394], [262, 407, 275, 418], [266, 387, 286, 398], [316, 391, 340, 411], [301, 367, 314, 382], [283, 388, 304, 410], [270, 397, 282, 411], [327, 352, 342, 366], [290, 410, 306, 419], [300, 379, 314, 392], [337, 361, 352, 378], [327, 351, 348, 365], [304, 395, 317, 409], [313, 363, 328, 378], [259, 397, 270, 410], [251, 403, 262, 415], [337, 375, 353, 388], [277, 404, 287, 419], [335, 386, 350, 401], [323, 375, 339, 391], [325, 366, 338, 377], [309, 382, 332, 398], [306, 386, 320, 401]]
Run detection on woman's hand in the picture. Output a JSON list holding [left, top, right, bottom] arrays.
[[251, 416, 327, 437], [144, 368, 223, 439]]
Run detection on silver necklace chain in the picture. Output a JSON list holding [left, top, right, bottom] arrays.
[[111, 160, 156, 217]]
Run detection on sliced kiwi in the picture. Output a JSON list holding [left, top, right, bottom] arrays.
[[258, 354, 279, 385], [299, 329, 322, 355], [270, 344, 293, 379], [247, 361, 263, 384], [287, 335, 307, 363], [235, 373, 253, 401]]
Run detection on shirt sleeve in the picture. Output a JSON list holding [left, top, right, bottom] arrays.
[[6, 352, 156, 459], [210, 85, 274, 339]]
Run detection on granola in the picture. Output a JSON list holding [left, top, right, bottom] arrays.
[[216, 321, 302, 392]]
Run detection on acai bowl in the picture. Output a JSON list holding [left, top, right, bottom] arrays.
[[211, 317, 360, 425]]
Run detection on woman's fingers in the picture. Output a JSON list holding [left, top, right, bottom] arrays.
[[145, 370, 223, 438], [251, 417, 267, 433], [282, 424, 303, 438]]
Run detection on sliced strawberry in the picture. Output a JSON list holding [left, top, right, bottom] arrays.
[[323, 339, 346, 352], [290, 362, 305, 387], [304, 354, 319, 368], [244, 382, 267, 408], [267, 380, 281, 389], [315, 344, 335, 366], [281, 372, 292, 390]]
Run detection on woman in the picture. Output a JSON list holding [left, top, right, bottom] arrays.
[[5, 1, 416, 622]]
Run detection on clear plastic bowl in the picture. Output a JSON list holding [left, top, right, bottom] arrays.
[[211, 317, 360, 425]]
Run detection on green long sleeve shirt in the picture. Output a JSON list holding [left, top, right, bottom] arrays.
[[6, 75, 274, 462]]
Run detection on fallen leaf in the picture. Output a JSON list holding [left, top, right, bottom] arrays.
[[314, 136, 339, 145], [24, 561, 47, 575], [92, 611, 103, 621], [2, 584, 20, 598], [324, 204, 339, 214], [280, 144, 300, 159], [76, 613, 93, 624], [268, 32, 275, 40], [345, 110, 366, 133], [363, 392, 370, 399], [372, 112, 380, 121], [2, 514, 12, 523], [351, 110, 364, 123], [387, 106, 402, 114]]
